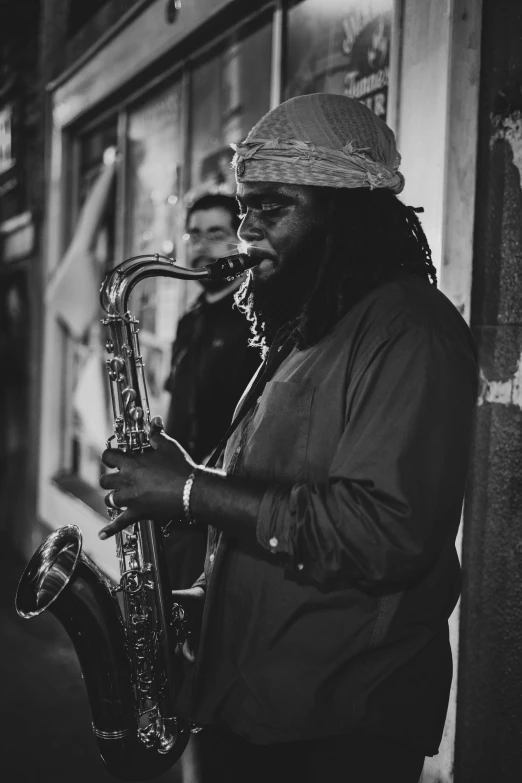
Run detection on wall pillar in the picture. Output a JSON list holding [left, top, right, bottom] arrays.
[[456, 1, 522, 779]]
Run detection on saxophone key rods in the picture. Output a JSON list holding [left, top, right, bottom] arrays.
[[15, 252, 257, 780]]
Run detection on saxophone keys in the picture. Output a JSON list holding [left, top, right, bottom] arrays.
[[121, 386, 137, 404], [157, 723, 176, 754], [110, 357, 125, 373]]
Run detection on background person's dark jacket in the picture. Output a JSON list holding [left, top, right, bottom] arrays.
[[165, 291, 260, 463], [164, 290, 260, 589]]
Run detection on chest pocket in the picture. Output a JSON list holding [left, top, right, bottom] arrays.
[[240, 380, 314, 479]]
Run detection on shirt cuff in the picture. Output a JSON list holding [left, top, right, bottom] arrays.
[[256, 484, 294, 558]]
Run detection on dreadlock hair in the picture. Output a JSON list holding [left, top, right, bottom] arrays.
[[238, 187, 437, 356]]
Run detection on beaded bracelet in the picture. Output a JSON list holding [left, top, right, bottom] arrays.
[[182, 468, 199, 526]]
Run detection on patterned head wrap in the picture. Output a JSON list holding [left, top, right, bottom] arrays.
[[231, 93, 404, 194]]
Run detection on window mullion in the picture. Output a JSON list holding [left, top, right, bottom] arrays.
[[115, 108, 129, 264], [270, 0, 285, 109]]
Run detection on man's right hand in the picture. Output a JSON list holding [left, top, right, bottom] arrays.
[[172, 586, 205, 663]]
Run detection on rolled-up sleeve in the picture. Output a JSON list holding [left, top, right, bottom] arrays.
[[256, 324, 477, 588], [192, 570, 207, 592]]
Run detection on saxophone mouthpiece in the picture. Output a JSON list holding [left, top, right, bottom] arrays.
[[204, 253, 259, 281]]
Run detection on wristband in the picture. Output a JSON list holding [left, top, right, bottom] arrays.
[[182, 468, 199, 526]]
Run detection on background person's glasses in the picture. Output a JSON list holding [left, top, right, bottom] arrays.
[[184, 229, 232, 243]]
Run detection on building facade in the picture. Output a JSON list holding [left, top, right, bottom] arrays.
[[0, 0, 43, 557], [4, 0, 522, 780]]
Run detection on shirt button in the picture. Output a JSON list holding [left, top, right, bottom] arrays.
[[269, 536, 278, 548], [209, 553, 215, 563], [297, 563, 304, 571], [235, 446, 241, 455]]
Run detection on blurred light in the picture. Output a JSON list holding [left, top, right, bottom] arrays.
[[167, 195, 178, 205], [238, 241, 249, 254], [182, 233, 190, 242], [162, 239, 174, 254], [103, 146, 117, 166], [165, 0, 182, 24]]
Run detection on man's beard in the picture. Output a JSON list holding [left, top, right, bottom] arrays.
[[235, 226, 327, 348]]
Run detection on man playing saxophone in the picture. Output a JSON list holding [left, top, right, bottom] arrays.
[[99, 93, 477, 783]]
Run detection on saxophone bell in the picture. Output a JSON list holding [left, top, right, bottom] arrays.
[[16, 525, 189, 780]]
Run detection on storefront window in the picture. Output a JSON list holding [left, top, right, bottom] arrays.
[[285, 0, 393, 120], [185, 17, 272, 311], [189, 18, 272, 197], [126, 83, 183, 265], [125, 81, 184, 420], [67, 120, 118, 492], [49, 10, 273, 507]]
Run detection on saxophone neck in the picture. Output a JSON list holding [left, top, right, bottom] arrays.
[[100, 252, 255, 318]]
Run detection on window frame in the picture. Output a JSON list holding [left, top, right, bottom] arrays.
[[40, 0, 280, 579]]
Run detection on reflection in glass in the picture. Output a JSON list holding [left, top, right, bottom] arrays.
[[127, 85, 183, 262], [286, 0, 393, 120], [60, 15, 274, 497], [68, 122, 118, 491], [126, 83, 184, 420], [189, 20, 272, 198]]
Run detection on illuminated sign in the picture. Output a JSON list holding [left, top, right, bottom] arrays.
[[341, 9, 391, 118], [287, 0, 393, 120]]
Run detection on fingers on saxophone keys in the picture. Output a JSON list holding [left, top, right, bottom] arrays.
[[99, 509, 137, 540]]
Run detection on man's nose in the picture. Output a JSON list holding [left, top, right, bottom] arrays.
[[192, 235, 210, 249], [238, 213, 264, 244]]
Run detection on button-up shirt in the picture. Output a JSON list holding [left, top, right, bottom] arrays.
[[178, 272, 478, 754]]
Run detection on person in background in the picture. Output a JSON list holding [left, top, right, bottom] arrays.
[[164, 193, 260, 783], [164, 192, 260, 591], [100, 94, 478, 783]]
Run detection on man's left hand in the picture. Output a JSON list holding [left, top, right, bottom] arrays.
[[98, 416, 195, 539]]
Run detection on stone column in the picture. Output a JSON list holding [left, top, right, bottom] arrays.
[[456, 1, 522, 779]]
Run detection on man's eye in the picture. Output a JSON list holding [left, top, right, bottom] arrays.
[[237, 203, 282, 219], [207, 230, 229, 241]]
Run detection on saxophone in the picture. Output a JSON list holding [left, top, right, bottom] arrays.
[[15, 252, 256, 780]]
